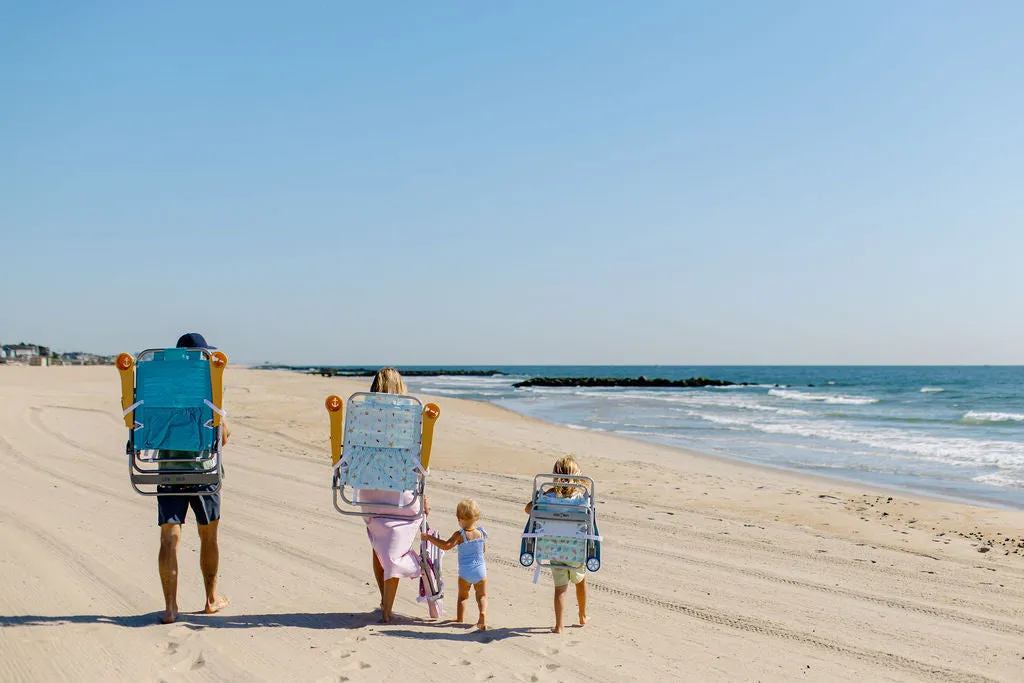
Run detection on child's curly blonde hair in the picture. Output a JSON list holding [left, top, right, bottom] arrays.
[[552, 455, 583, 498], [456, 498, 481, 524]]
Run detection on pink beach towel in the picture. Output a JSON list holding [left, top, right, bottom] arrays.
[[359, 489, 423, 580]]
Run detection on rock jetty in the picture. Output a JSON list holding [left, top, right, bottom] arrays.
[[307, 367, 505, 378], [512, 376, 744, 388]]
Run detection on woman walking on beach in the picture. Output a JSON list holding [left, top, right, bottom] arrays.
[[363, 367, 430, 623]]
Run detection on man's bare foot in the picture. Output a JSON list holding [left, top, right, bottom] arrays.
[[551, 625, 563, 634], [160, 607, 178, 624], [578, 614, 589, 626], [204, 595, 230, 615]]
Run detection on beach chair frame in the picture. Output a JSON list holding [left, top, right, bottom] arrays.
[[520, 474, 602, 572], [117, 348, 227, 496], [325, 392, 440, 520], [418, 517, 445, 618]]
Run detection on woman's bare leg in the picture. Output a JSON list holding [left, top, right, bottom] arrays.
[[372, 551, 385, 609], [380, 577, 399, 623]]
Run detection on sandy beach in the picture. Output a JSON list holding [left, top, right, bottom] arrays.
[[1, 365, 1022, 683]]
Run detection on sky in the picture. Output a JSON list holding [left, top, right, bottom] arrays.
[[1, 1, 1022, 365]]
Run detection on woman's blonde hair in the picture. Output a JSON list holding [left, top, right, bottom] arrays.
[[552, 455, 582, 498], [456, 498, 480, 523], [370, 367, 406, 395]]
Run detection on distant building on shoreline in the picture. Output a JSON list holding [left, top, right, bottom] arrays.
[[0, 342, 112, 366]]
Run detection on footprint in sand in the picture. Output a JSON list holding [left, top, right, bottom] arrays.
[[566, 639, 581, 647], [190, 653, 206, 671], [474, 673, 496, 681], [542, 646, 560, 656], [545, 663, 560, 671]]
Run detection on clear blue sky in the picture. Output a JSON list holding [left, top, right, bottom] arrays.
[[2, 1, 1021, 365]]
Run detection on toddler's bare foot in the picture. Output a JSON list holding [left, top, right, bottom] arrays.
[[578, 614, 589, 626], [204, 595, 230, 615]]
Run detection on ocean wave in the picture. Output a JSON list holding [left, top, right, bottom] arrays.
[[920, 387, 945, 393], [684, 411, 1024, 469], [972, 471, 1024, 487], [962, 411, 1024, 424], [768, 389, 879, 405], [415, 387, 507, 397]]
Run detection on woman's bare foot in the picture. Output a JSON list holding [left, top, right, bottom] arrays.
[[160, 606, 178, 624], [204, 595, 230, 615]]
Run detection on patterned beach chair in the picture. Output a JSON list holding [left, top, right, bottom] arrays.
[[117, 348, 228, 495], [326, 391, 443, 614], [520, 474, 602, 577]]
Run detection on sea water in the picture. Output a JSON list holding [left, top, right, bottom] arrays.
[[388, 366, 1023, 509]]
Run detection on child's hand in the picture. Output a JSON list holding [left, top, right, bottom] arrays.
[[420, 532, 428, 541]]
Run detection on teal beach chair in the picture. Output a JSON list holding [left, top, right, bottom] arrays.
[[117, 347, 228, 495]]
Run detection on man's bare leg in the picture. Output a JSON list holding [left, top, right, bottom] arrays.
[[575, 578, 588, 625], [552, 584, 568, 633], [158, 523, 182, 624], [474, 579, 488, 630], [380, 577, 399, 623], [197, 520, 229, 614]]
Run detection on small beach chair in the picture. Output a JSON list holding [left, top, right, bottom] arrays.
[[117, 348, 227, 495], [326, 391, 443, 611], [520, 474, 602, 574], [418, 521, 445, 618]]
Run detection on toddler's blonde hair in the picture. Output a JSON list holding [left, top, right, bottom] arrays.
[[456, 499, 481, 524], [553, 455, 582, 498], [370, 367, 406, 395]]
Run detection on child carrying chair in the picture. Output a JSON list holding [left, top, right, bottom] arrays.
[[522, 455, 602, 633], [326, 373, 444, 621]]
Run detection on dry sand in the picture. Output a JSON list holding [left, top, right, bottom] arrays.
[[1, 365, 1022, 682]]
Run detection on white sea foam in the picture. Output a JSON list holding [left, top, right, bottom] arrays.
[[962, 411, 1024, 423], [768, 389, 879, 405], [920, 387, 945, 393], [414, 387, 507, 397], [972, 470, 1024, 487], [684, 411, 1024, 470]]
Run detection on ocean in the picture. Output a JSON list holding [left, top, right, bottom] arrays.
[[385, 366, 1024, 510]]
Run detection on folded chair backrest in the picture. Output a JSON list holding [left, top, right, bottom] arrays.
[[326, 391, 441, 518], [520, 474, 602, 573], [340, 392, 424, 491], [134, 349, 216, 451], [118, 348, 228, 496]]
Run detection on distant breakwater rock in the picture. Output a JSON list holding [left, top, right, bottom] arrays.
[[307, 367, 505, 378], [512, 376, 745, 389]]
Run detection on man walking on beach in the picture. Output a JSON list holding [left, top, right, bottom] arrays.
[[157, 332, 230, 624]]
